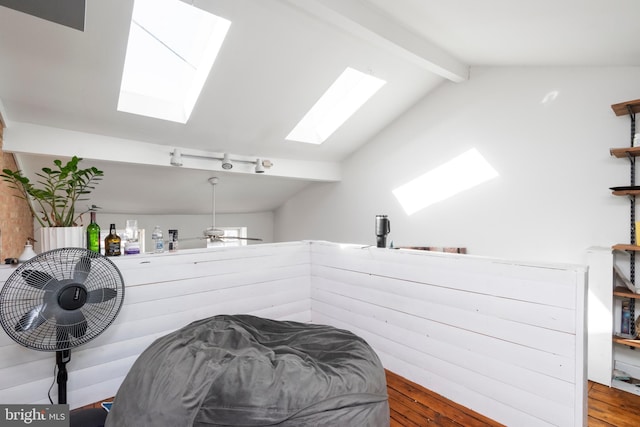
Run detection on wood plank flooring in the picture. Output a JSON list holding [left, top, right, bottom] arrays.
[[385, 370, 503, 426], [588, 381, 640, 426], [387, 370, 640, 426], [76, 371, 640, 426]]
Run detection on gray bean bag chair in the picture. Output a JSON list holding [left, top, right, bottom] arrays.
[[106, 314, 389, 426]]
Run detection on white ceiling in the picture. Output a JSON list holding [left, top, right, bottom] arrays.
[[367, 0, 640, 66], [1, 0, 639, 216]]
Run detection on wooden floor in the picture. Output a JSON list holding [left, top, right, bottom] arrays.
[[387, 370, 640, 426], [385, 370, 504, 426], [78, 371, 640, 426], [588, 381, 640, 426]]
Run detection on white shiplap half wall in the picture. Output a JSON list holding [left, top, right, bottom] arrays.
[[308, 241, 587, 427], [0, 241, 586, 426], [0, 242, 312, 408]]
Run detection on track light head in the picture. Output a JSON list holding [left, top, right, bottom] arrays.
[[222, 153, 233, 170], [255, 158, 265, 173], [170, 149, 183, 166]]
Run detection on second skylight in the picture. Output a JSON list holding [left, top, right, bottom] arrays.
[[286, 67, 386, 144]]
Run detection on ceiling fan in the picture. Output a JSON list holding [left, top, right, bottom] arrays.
[[202, 177, 263, 246]]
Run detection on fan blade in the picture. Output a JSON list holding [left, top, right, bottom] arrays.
[[86, 288, 117, 304], [21, 270, 59, 290], [56, 310, 88, 338], [15, 304, 49, 332], [71, 319, 88, 338], [73, 256, 92, 284]]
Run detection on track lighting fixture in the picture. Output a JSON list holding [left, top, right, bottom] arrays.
[[169, 149, 273, 174], [222, 153, 233, 170], [255, 159, 264, 173], [170, 149, 183, 166]]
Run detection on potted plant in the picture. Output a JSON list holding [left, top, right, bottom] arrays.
[[1, 156, 104, 251]]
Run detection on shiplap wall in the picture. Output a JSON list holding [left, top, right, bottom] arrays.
[[0, 241, 586, 426], [308, 242, 587, 427], [0, 242, 311, 408]]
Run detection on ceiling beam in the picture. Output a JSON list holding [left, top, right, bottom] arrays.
[[2, 122, 341, 182], [285, 0, 468, 83]]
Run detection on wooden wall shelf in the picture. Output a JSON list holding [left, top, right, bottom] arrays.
[[611, 99, 640, 116], [613, 244, 640, 252], [612, 188, 640, 196], [611, 146, 640, 158], [614, 286, 640, 299], [613, 336, 640, 349]]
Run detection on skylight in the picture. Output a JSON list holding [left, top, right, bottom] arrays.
[[117, 0, 231, 123], [393, 148, 499, 215], [286, 67, 386, 144]]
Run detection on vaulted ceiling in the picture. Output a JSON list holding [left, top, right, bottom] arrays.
[[1, 0, 639, 215]]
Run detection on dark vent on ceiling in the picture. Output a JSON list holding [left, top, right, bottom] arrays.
[[0, 0, 85, 31]]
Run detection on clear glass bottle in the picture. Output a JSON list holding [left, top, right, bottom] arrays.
[[151, 226, 164, 253], [86, 211, 101, 253], [105, 223, 121, 256], [124, 219, 140, 255]]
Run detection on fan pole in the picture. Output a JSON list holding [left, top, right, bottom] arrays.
[[56, 349, 71, 404]]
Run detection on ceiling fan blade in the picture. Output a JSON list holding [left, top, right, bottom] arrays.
[[56, 310, 88, 338], [179, 236, 209, 241], [224, 236, 263, 241], [73, 256, 92, 283], [21, 269, 59, 290], [86, 288, 117, 304], [15, 304, 49, 332]]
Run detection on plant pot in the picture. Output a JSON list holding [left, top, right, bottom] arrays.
[[39, 226, 85, 252]]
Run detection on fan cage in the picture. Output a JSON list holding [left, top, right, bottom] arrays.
[[0, 248, 125, 351]]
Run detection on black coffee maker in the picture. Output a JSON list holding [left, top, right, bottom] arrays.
[[375, 215, 390, 248]]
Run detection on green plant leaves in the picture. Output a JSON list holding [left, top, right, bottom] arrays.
[[0, 156, 104, 227]]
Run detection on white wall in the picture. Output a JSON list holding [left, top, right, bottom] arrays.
[[275, 66, 640, 265]]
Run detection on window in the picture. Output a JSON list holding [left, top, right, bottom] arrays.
[[286, 67, 386, 144], [117, 0, 231, 123]]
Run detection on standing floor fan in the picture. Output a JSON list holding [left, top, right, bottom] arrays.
[[0, 248, 125, 404]]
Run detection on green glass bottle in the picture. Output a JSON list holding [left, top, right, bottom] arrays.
[[86, 211, 101, 253]]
